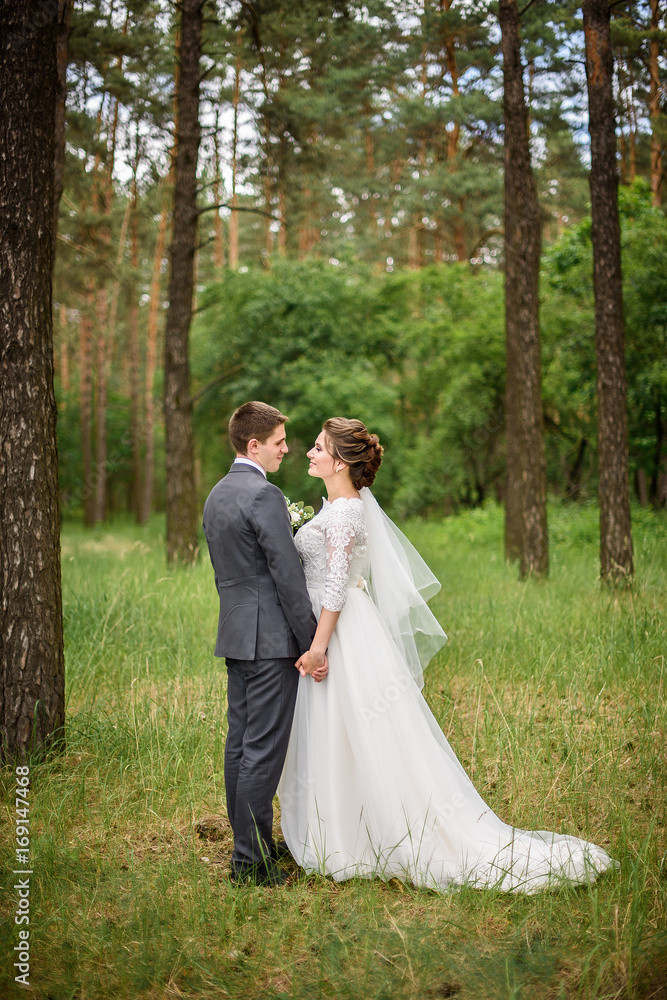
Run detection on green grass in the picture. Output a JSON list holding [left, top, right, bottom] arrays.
[[2, 501, 666, 999]]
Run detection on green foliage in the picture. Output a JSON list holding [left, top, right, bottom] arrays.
[[542, 180, 667, 500], [191, 187, 667, 516], [191, 260, 505, 513]]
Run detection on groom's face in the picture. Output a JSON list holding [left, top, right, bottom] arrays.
[[251, 424, 289, 473]]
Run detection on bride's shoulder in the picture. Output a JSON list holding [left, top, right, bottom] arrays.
[[323, 496, 364, 512], [323, 495, 366, 528]]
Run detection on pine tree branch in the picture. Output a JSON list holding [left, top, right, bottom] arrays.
[[189, 365, 243, 408], [197, 201, 282, 222]]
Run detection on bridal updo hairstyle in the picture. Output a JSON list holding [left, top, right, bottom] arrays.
[[323, 417, 384, 489]]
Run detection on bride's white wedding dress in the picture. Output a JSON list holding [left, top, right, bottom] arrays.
[[278, 490, 615, 893]]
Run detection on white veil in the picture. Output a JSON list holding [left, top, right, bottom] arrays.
[[361, 487, 447, 689]]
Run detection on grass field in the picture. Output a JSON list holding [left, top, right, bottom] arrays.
[[1, 500, 666, 999]]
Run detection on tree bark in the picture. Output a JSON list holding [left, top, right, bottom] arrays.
[[583, 0, 634, 582], [0, 0, 65, 762], [164, 0, 203, 564], [500, 0, 548, 578]]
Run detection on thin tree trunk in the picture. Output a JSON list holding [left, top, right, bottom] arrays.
[[58, 302, 70, 398], [635, 468, 648, 506], [0, 0, 65, 762], [106, 195, 130, 368], [583, 0, 634, 582], [651, 396, 664, 506], [618, 131, 628, 185], [92, 92, 121, 525], [298, 186, 318, 256], [277, 177, 287, 256], [262, 166, 273, 263], [443, 0, 461, 161], [129, 173, 143, 520], [164, 0, 203, 564], [80, 287, 95, 526], [229, 32, 242, 271], [213, 104, 225, 271], [441, 0, 465, 259], [500, 0, 548, 578], [649, 0, 663, 205], [566, 438, 588, 501], [93, 286, 108, 523], [504, 316, 523, 562], [408, 225, 421, 269], [53, 0, 72, 254], [142, 187, 169, 524]]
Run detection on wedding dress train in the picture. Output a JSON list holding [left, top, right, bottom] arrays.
[[278, 492, 615, 893]]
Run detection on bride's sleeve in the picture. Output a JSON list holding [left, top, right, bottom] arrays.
[[322, 504, 360, 612]]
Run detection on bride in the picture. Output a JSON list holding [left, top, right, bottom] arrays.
[[278, 417, 616, 893]]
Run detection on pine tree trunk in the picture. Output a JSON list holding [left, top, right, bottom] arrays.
[[649, 0, 663, 206], [0, 0, 65, 762], [262, 167, 273, 264], [53, 0, 72, 254], [504, 317, 523, 562], [229, 30, 242, 271], [583, 0, 634, 582], [213, 105, 225, 272], [164, 0, 203, 564], [500, 0, 548, 578], [92, 94, 122, 525], [80, 288, 95, 526], [277, 180, 287, 256], [129, 179, 143, 520], [59, 304, 70, 397], [408, 225, 421, 269], [651, 396, 664, 506], [93, 286, 108, 524], [142, 189, 169, 524]]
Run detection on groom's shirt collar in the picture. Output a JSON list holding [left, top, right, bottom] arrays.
[[233, 457, 267, 478]]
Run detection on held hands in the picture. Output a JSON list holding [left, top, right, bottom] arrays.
[[295, 648, 328, 682], [297, 609, 338, 682]]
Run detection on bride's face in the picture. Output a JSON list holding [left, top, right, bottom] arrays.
[[307, 431, 339, 480]]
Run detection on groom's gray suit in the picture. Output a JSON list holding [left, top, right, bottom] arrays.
[[203, 461, 317, 876]]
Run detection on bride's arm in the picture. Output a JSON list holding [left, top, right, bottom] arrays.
[[296, 609, 339, 678], [296, 502, 359, 679]]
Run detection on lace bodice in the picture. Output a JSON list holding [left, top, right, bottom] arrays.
[[295, 497, 369, 612]]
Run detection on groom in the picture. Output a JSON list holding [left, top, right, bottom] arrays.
[[203, 401, 325, 886]]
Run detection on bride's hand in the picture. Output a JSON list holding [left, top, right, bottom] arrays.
[[311, 652, 328, 683], [295, 648, 327, 680]]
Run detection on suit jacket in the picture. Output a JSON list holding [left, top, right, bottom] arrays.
[[203, 462, 317, 660]]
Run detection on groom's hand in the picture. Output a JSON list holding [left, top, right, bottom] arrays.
[[295, 648, 327, 680], [311, 653, 328, 683]]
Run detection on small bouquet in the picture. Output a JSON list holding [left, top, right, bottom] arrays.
[[284, 496, 315, 533]]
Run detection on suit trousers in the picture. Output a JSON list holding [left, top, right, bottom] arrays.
[[225, 656, 299, 873]]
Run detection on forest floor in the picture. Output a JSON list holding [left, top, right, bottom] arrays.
[[1, 501, 666, 1000]]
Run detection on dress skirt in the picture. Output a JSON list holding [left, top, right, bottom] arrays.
[[278, 585, 615, 893]]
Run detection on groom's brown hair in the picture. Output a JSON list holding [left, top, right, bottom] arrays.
[[229, 401, 288, 454]]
